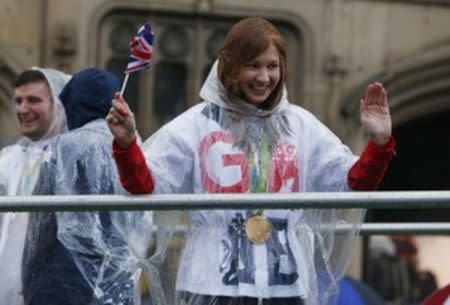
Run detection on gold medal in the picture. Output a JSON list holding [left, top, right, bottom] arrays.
[[245, 214, 272, 244]]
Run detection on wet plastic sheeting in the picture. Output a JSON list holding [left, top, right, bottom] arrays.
[[57, 210, 179, 305], [0, 208, 362, 305]]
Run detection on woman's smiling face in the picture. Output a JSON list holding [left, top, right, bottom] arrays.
[[237, 43, 281, 106]]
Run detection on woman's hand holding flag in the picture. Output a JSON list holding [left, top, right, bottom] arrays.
[[107, 23, 153, 149]]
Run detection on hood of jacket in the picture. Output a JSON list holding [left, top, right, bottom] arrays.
[[198, 61, 292, 151], [29, 67, 72, 141], [59, 67, 119, 130], [199, 60, 289, 118]]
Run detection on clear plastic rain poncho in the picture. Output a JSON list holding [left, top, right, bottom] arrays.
[[23, 121, 160, 305], [0, 67, 70, 305], [22, 68, 177, 305], [137, 62, 366, 305]]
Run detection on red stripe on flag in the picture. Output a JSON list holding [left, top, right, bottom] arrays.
[[131, 50, 152, 61]]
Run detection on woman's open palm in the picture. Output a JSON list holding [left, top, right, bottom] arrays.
[[360, 82, 392, 146]]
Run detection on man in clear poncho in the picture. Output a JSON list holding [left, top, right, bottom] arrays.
[[107, 17, 396, 305], [0, 68, 71, 305], [21, 68, 140, 305]]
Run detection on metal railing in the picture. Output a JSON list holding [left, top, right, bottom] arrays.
[[1, 191, 450, 235]]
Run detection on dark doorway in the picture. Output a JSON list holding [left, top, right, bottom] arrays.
[[366, 111, 450, 222]]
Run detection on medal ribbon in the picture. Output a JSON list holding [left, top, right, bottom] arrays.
[[248, 137, 271, 215]]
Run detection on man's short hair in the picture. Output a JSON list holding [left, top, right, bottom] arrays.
[[14, 70, 48, 88]]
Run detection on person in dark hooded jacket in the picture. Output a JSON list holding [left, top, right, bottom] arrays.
[[22, 68, 134, 305]]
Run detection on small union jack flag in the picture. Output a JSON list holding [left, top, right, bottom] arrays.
[[125, 23, 153, 74]]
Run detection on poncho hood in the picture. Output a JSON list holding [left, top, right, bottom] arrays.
[[199, 61, 292, 151], [59, 67, 119, 130], [16, 67, 72, 143], [199, 60, 289, 118]]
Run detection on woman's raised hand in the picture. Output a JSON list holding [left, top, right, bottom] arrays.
[[360, 82, 392, 146], [106, 93, 137, 149]]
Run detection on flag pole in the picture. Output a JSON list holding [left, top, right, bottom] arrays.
[[120, 73, 130, 97]]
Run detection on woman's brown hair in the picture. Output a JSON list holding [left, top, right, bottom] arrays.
[[218, 17, 287, 110]]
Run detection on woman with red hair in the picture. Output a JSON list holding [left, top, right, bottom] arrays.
[[107, 17, 395, 305]]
